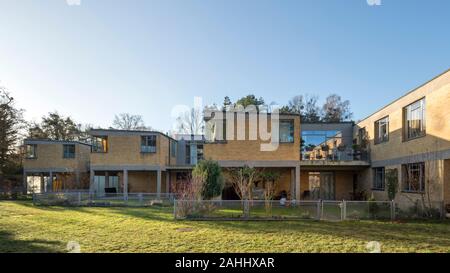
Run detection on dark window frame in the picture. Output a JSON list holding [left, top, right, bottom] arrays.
[[26, 144, 37, 159], [372, 167, 385, 190], [403, 98, 426, 141], [63, 144, 76, 159], [279, 119, 295, 143], [402, 162, 425, 193], [170, 140, 177, 157], [141, 135, 157, 153], [374, 116, 389, 145], [92, 136, 108, 153]]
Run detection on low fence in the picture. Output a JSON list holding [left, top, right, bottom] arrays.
[[33, 192, 175, 207], [32, 192, 446, 221], [174, 200, 446, 221]]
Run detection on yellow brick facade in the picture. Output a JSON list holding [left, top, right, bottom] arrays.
[[356, 70, 450, 204], [24, 142, 91, 172], [204, 114, 301, 161], [90, 132, 173, 167]]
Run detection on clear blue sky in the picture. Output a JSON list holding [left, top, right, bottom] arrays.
[[0, 0, 449, 132]]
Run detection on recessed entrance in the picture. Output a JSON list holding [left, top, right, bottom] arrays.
[[308, 172, 335, 200]]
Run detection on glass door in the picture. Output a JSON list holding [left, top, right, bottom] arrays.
[[320, 172, 335, 200]]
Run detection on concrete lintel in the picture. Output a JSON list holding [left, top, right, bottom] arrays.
[[217, 160, 300, 168], [90, 165, 164, 172]]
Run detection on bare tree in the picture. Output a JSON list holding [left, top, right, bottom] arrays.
[[321, 94, 353, 122], [176, 107, 204, 135], [281, 94, 320, 122], [112, 113, 147, 130], [261, 170, 281, 215], [303, 95, 321, 122]]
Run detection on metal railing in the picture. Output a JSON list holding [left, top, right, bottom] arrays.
[[302, 148, 369, 161]]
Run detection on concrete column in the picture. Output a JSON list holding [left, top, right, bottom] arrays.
[[75, 171, 80, 189], [23, 170, 27, 194], [40, 174, 45, 193], [165, 171, 170, 193], [295, 165, 301, 200], [290, 169, 295, 200], [49, 171, 53, 193], [123, 170, 128, 201], [156, 169, 162, 198], [89, 169, 95, 194], [105, 171, 110, 188]]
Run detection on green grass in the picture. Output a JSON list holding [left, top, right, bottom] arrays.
[[1, 201, 449, 253]]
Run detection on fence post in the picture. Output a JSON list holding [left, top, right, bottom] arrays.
[[391, 200, 396, 221], [173, 198, 177, 219], [342, 200, 347, 221], [316, 200, 322, 220], [78, 192, 81, 206]]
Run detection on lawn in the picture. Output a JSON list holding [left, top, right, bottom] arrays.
[[1, 201, 449, 253]]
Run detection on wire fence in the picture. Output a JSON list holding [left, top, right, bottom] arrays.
[[33, 192, 175, 207], [174, 199, 446, 221], [31, 192, 446, 221]]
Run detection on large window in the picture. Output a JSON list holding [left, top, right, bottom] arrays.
[[170, 140, 177, 157], [279, 120, 294, 143], [197, 145, 204, 161], [372, 167, 385, 190], [63, 144, 76, 158], [26, 144, 37, 159], [374, 116, 389, 144], [402, 162, 425, 192], [403, 98, 426, 140], [141, 135, 157, 153], [92, 136, 108, 153]]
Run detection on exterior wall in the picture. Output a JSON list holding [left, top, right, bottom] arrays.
[[220, 167, 293, 199], [335, 172, 354, 200], [356, 70, 450, 203], [90, 133, 171, 167], [356, 70, 450, 163], [444, 160, 450, 205], [299, 170, 354, 200], [362, 161, 444, 204], [24, 142, 91, 172], [115, 171, 169, 193], [204, 114, 300, 161]]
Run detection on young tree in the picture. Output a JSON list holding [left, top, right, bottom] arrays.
[[0, 86, 25, 173], [260, 170, 281, 215], [321, 94, 353, 122], [40, 112, 80, 140], [193, 160, 224, 199], [112, 113, 146, 130], [176, 107, 204, 135], [227, 166, 261, 201]]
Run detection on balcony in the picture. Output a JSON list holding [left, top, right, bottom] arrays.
[[302, 147, 369, 162]]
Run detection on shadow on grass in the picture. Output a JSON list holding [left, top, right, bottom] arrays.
[[191, 219, 450, 250], [0, 230, 64, 253], [15, 200, 174, 222]]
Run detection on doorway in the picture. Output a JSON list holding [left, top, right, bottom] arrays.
[[308, 172, 336, 200]]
